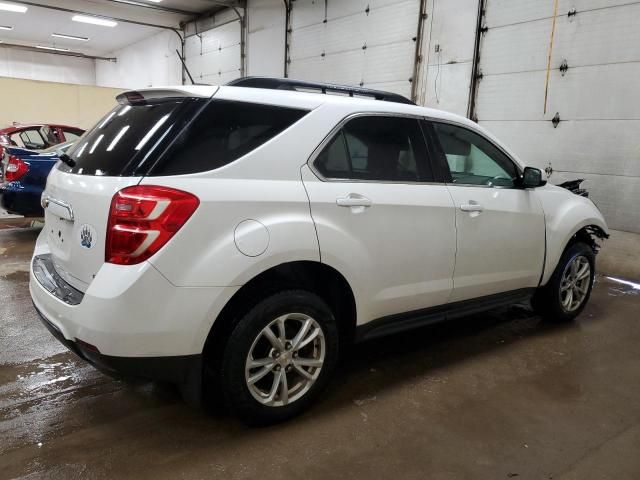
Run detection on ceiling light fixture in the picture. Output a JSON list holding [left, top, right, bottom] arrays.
[[36, 45, 71, 52], [71, 15, 118, 28], [0, 2, 27, 13], [52, 33, 90, 42], [0, 25, 14, 30]]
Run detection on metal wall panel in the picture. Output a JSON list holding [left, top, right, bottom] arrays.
[[475, 0, 640, 232], [288, 0, 419, 97], [482, 120, 640, 178], [185, 20, 242, 84]]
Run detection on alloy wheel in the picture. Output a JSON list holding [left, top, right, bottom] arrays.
[[245, 313, 325, 407], [560, 255, 591, 312]]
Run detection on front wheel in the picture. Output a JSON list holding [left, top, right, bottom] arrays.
[[532, 242, 595, 322], [218, 290, 339, 426]]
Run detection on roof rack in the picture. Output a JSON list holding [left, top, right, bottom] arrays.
[[226, 77, 415, 105]]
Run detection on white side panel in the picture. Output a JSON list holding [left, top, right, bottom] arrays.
[[247, 0, 286, 77], [288, 0, 419, 97], [422, 62, 474, 117], [476, 0, 640, 232], [481, 120, 640, 178], [416, 0, 478, 113], [185, 20, 242, 84], [95, 30, 182, 89], [0, 47, 95, 85]]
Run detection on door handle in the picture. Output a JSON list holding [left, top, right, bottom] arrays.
[[460, 202, 484, 212], [336, 194, 372, 208], [43, 195, 75, 221]]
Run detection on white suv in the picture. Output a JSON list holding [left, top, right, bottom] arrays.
[[30, 78, 608, 425]]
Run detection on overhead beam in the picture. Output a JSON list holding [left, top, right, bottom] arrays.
[[0, 41, 117, 62], [101, 0, 199, 16], [199, 0, 246, 8], [13, 1, 184, 39]]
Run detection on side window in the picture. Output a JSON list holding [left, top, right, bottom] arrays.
[[62, 130, 81, 143], [9, 133, 25, 148], [314, 116, 432, 182], [40, 126, 59, 144], [20, 129, 46, 149], [431, 122, 518, 187], [315, 133, 350, 179], [151, 100, 308, 176]]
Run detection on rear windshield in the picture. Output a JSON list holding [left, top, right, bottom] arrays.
[[59, 98, 204, 176], [58, 98, 308, 177]]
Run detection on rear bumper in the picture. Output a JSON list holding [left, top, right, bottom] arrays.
[[34, 302, 201, 384], [30, 229, 239, 369]]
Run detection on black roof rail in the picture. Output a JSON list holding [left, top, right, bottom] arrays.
[[226, 77, 415, 105]]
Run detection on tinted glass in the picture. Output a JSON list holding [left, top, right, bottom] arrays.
[[314, 116, 431, 182], [149, 100, 307, 176], [314, 133, 350, 179], [59, 98, 204, 176], [432, 123, 518, 187]]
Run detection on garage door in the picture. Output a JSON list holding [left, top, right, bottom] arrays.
[[184, 20, 242, 85], [288, 0, 420, 99], [473, 0, 640, 233]]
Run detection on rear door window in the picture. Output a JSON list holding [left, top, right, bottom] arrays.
[[314, 116, 433, 182], [62, 129, 82, 143], [20, 129, 46, 149], [148, 100, 308, 176]]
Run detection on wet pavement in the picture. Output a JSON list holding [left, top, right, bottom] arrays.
[[1, 224, 640, 479]]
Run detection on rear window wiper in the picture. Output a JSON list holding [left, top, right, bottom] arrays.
[[58, 151, 75, 168]]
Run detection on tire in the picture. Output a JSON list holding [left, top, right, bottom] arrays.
[[532, 242, 595, 322], [218, 290, 339, 426]]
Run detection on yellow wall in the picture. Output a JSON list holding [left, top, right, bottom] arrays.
[[0, 76, 123, 130]]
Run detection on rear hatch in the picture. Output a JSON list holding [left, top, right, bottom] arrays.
[[42, 88, 215, 292]]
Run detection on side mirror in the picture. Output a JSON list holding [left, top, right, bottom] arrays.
[[520, 166, 546, 188]]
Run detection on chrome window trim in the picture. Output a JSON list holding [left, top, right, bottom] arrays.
[[306, 111, 442, 186]]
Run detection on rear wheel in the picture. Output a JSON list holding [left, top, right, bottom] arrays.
[[218, 290, 339, 426], [532, 242, 595, 322]]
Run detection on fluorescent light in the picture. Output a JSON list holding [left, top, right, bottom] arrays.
[[52, 33, 89, 42], [72, 15, 117, 28], [0, 2, 28, 13], [0, 25, 13, 30], [36, 45, 71, 52]]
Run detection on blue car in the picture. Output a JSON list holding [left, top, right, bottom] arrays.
[[1, 141, 74, 217]]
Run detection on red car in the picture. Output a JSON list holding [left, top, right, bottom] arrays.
[[0, 123, 85, 158]]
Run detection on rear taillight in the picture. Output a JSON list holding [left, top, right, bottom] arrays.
[[5, 156, 29, 182], [106, 185, 199, 265]]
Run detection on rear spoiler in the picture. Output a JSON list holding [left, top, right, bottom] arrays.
[[116, 86, 218, 105]]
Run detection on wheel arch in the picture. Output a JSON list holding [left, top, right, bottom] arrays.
[[542, 222, 609, 285], [203, 260, 357, 365]]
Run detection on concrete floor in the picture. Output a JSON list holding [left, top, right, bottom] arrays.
[[1, 225, 640, 480]]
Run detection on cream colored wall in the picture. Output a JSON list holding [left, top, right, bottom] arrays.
[[0, 76, 123, 130]]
